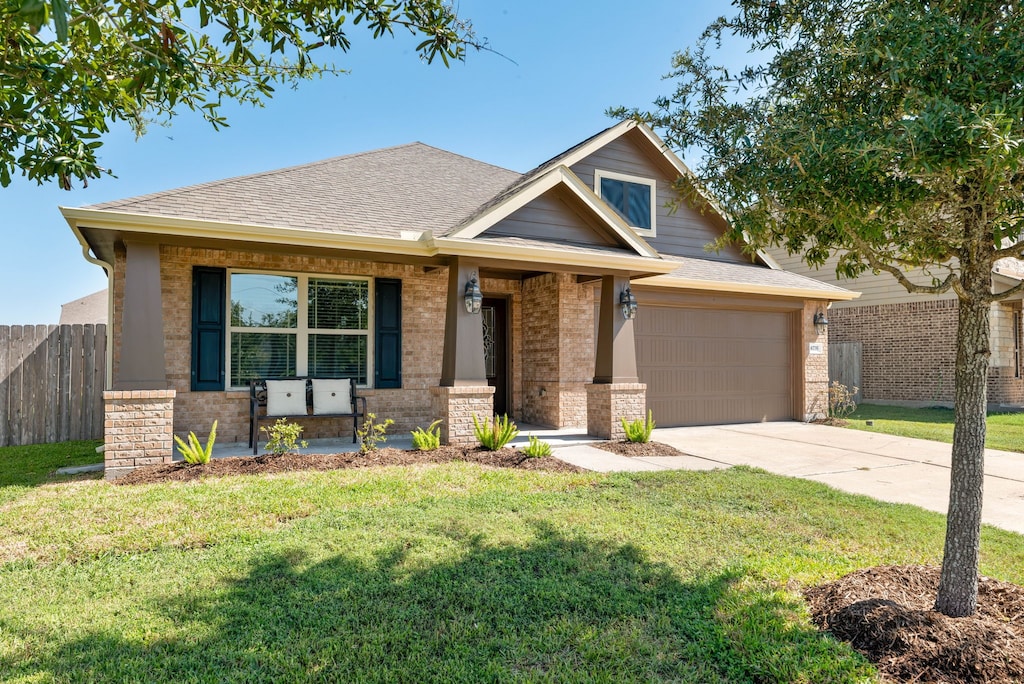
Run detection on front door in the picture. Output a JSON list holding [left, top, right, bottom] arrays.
[[482, 297, 509, 416]]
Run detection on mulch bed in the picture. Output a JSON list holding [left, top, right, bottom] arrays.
[[591, 440, 684, 458], [115, 445, 584, 485], [805, 565, 1024, 683]]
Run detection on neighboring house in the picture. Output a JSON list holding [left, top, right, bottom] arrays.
[[62, 120, 856, 478], [59, 289, 108, 325], [766, 248, 1024, 408]]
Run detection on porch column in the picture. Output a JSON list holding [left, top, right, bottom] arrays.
[[436, 258, 493, 444], [587, 275, 646, 439], [116, 241, 167, 390]]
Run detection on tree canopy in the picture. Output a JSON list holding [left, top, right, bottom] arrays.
[[1, 0, 475, 188], [614, 0, 1024, 616]]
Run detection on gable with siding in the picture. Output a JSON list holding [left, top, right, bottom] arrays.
[[568, 127, 747, 263]]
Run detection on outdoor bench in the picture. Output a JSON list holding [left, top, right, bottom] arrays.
[[249, 377, 366, 454]]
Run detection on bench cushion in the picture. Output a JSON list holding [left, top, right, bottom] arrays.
[[266, 379, 307, 416], [312, 378, 352, 415]]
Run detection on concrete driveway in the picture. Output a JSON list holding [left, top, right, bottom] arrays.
[[555, 421, 1024, 535]]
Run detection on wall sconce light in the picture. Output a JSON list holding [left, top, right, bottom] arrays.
[[813, 310, 829, 336], [620, 286, 638, 320], [464, 274, 482, 314]]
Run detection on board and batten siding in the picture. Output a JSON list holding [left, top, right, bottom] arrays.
[[569, 129, 747, 263], [765, 248, 956, 308]]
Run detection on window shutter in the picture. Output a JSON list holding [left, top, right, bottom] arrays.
[[374, 278, 402, 388], [191, 267, 226, 391]]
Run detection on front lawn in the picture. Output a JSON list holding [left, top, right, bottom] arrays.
[[846, 403, 1024, 453], [0, 440, 102, 491], [1, 458, 1022, 682]]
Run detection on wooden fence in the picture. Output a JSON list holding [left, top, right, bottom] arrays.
[[0, 324, 107, 447], [829, 340, 863, 402]]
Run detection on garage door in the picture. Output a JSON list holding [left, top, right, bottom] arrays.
[[636, 306, 793, 426]]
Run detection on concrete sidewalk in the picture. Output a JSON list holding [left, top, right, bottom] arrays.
[[554, 422, 1024, 535]]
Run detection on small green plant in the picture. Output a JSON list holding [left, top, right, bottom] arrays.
[[411, 419, 442, 451], [828, 381, 859, 420], [621, 410, 656, 443], [261, 418, 308, 456], [521, 435, 552, 458], [473, 413, 520, 451], [174, 420, 217, 465], [357, 413, 394, 453]]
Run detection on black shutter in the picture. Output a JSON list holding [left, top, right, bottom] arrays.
[[374, 278, 402, 388], [191, 267, 226, 391]]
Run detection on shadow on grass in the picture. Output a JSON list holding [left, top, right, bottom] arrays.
[[5, 526, 873, 682], [850, 404, 955, 424], [0, 440, 102, 489]]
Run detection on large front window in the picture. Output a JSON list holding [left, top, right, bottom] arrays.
[[228, 272, 370, 387]]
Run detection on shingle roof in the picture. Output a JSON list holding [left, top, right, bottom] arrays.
[[86, 143, 522, 238], [657, 255, 856, 295]]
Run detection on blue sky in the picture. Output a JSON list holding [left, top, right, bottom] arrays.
[[0, 1, 732, 324]]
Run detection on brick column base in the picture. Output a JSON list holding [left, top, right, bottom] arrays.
[[430, 385, 495, 446], [103, 390, 176, 480], [586, 383, 647, 440]]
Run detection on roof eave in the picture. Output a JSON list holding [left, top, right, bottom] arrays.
[[435, 237, 677, 274], [633, 274, 862, 301]]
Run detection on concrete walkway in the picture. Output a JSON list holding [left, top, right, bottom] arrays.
[[555, 422, 1024, 535]]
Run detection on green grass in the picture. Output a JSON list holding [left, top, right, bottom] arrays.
[[0, 440, 103, 490], [846, 403, 1024, 452], [1, 455, 1022, 682]]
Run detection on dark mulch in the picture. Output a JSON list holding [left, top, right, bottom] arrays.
[[805, 565, 1024, 683], [812, 417, 851, 427], [591, 440, 684, 458], [115, 445, 584, 485]]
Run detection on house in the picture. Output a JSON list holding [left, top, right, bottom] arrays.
[[62, 120, 857, 478], [59, 289, 108, 325], [765, 248, 1024, 408]]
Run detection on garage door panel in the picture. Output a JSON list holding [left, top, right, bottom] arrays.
[[636, 304, 793, 426]]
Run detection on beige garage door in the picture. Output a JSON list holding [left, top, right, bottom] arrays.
[[636, 306, 793, 426]]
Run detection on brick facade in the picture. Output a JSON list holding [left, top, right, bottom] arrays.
[[430, 385, 495, 446], [103, 390, 175, 479], [586, 383, 647, 440], [802, 301, 830, 420], [829, 299, 1024, 406]]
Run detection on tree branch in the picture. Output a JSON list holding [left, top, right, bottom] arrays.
[[846, 231, 959, 295]]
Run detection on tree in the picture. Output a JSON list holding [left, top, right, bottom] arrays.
[[614, 1, 1024, 617], [1, 0, 476, 188]]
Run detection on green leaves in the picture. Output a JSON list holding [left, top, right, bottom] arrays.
[[0, 0, 478, 188]]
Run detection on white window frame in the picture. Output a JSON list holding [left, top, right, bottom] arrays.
[[594, 169, 657, 236], [225, 269, 374, 390]]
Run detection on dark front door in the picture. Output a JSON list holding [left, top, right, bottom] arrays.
[[482, 297, 509, 416]]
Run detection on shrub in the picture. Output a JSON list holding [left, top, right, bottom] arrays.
[[261, 418, 308, 456], [621, 410, 655, 443], [357, 413, 394, 453], [174, 421, 217, 465], [411, 420, 442, 451], [521, 435, 552, 458], [828, 381, 859, 420], [473, 413, 519, 451]]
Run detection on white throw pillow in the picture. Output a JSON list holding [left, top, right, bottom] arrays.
[[266, 379, 307, 416], [313, 379, 352, 415]]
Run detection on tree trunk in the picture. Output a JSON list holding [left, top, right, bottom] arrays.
[[934, 264, 991, 617]]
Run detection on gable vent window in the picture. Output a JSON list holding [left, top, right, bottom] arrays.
[[595, 170, 656, 234]]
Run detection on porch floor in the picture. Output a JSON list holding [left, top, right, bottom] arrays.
[[207, 424, 603, 460]]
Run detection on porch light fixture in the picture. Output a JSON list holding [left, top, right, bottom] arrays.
[[620, 286, 638, 320], [464, 274, 483, 314], [813, 310, 829, 336]]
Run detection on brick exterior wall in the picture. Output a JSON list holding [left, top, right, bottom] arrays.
[[829, 299, 1024, 406], [802, 302, 830, 420], [103, 390, 175, 479], [521, 273, 595, 428], [586, 383, 646, 440], [430, 385, 495, 445]]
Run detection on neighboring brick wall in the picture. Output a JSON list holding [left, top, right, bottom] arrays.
[[802, 302, 830, 420], [430, 385, 494, 445], [586, 383, 646, 440], [103, 390, 175, 479]]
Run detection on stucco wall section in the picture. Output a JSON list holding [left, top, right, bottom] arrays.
[[103, 389, 175, 479], [586, 383, 646, 440]]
